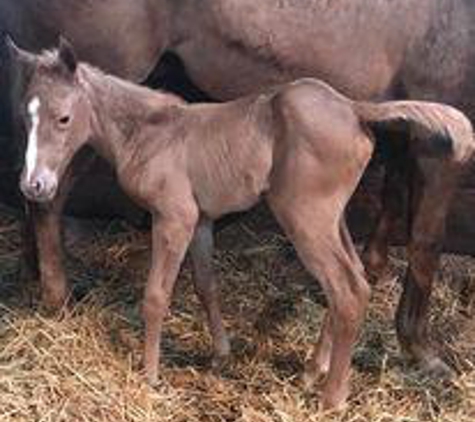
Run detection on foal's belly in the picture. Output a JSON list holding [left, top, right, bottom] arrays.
[[192, 144, 273, 219], [199, 171, 270, 219]]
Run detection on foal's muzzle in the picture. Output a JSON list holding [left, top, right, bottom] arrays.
[[20, 170, 58, 203]]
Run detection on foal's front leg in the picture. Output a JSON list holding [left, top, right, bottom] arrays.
[[143, 206, 198, 383]]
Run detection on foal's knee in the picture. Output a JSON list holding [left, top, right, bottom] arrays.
[[162, 205, 199, 250], [356, 276, 371, 306], [143, 287, 169, 322], [334, 277, 370, 335]]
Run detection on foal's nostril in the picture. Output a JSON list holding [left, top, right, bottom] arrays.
[[33, 179, 43, 195], [21, 170, 58, 202]]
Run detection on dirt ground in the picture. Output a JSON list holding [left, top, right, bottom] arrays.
[[0, 205, 474, 422]]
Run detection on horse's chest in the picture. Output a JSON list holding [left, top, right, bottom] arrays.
[[116, 165, 150, 210]]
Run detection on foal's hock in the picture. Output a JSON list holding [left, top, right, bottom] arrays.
[[16, 40, 474, 410]]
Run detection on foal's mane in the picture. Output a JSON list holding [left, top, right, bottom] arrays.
[[36, 47, 185, 109]]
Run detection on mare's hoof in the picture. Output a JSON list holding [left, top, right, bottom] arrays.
[[41, 296, 68, 315], [362, 249, 390, 285], [418, 357, 455, 381], [365, 264, 392, 285], [39, 297, 68, 317]]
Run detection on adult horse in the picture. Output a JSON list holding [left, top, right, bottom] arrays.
[[1, 0, 474, 379]]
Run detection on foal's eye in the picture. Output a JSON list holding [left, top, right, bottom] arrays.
[[58, 115, 71, 126]]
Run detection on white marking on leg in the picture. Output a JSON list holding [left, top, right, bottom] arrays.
[[25, 96, 41, 183]]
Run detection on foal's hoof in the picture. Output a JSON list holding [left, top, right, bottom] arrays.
[[211, 337, 232, 372], [320, 387, 350, 412], [302, 371, 317, 391], [418, 357, 455, 381], [144, 372, 160, 388], [147, 378, 160, 388], [211, 353, 231, 373], [302, 365, 328, 391]]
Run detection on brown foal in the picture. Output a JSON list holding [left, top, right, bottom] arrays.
[[17, 41, 474, 409]]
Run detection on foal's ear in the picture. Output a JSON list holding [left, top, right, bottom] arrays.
[[0, 32, 36, 70], [58, 36, 77, 74]]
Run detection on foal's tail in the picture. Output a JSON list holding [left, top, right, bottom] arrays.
[[355, 101, 475, 164]]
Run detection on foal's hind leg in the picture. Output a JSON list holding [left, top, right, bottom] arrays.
[[268, 195, 370, 410], [303, 313, 333, 387], [396, 158, 458, 378], [304, 218, 364, 386], [190, 218, 230, 365]]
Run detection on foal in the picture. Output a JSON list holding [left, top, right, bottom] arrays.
[[18, 41, 474, 409]]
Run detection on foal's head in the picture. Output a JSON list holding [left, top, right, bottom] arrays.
[[10, 37, 91, 202]]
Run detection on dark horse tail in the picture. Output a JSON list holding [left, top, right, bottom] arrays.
[[355, 101, 475, 164]]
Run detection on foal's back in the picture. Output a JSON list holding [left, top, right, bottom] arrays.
[[182, 79, 371, 218]]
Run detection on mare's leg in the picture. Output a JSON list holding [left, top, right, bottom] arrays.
[[30, 198, 68, 309], [268, 194, 370, 410], [21, 202, 40, 282], [142, 202, 199, 383], [189, 218, 230, 363], [396, 158, 458, 377], [8, 86, 40, 286], [363, 140, 407, 282]]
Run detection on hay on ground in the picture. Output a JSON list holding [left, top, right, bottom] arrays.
[[0, 207, 474, 422]]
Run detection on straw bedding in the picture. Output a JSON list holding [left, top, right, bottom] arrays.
[[0, 205, 473, 422]]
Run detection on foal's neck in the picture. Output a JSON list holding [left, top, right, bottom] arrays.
[[79, 64, 184, 167]]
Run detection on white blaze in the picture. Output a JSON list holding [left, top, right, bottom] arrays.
[[25, 96, 41, 183]]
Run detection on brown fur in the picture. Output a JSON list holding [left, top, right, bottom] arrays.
[[3, 0, 475, 388], [18, 47, 474, 409]]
